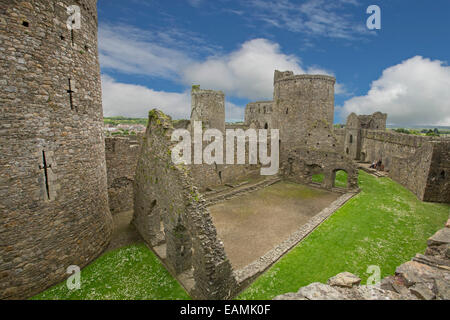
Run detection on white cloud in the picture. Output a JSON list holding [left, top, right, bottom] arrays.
[[101, 75, 191, 119], [338, 56, 450, 126], [99, 25, 192, 79], [99, 25, 347, 120], [102, 75, 246, 121], [181, 39, 304, 100]]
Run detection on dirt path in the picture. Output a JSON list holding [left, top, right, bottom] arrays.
[[209, 181, 340, 269]]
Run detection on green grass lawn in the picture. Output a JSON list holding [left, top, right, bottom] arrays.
[[312, 170, 348, 188], [31, 171, 448, 300], [32, 243, 190, 300], [238, 170, 449, 300]]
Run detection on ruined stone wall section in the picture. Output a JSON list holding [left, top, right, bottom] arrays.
[[267, 71, 358, 189], [334, 128, 346, 152], [284, 149, 359, 190], [105, 135, 142, 214], [191, 87, 225, 133], [245, 101, 273, 129], [390, 143, 433, 201], [344, 110, 449, 203], [423, 141, 450, 203], [0, 0, 112, 299], [360, 130, 435, 169], [189, 135, 268, 191], [390, 141, 450, 203], [133, 110, 237, 299]]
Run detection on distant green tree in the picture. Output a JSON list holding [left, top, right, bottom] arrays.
[[394, 128, 410, 134]]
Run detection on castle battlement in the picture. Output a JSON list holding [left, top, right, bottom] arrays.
[[274, 72, 336, 84]]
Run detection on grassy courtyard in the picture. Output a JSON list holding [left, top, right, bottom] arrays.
[[32, 171, 448, 300], [32, 243, 190, 300], [237, 170, 449, 300]]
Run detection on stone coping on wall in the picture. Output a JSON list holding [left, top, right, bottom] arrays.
[[363, 130, 449, 147], [275, 74, 336, 84], [191, 88, 225, 95], [233, 190, 359, 294], [247, 100, 274, 105]]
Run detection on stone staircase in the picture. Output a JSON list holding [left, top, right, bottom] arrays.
[[357, 162, 388, 178]]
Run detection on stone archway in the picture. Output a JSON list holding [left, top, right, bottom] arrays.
[[331, 169, 349, 188]]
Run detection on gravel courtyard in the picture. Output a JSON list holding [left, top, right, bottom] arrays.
[[209, 181, 341, 269]]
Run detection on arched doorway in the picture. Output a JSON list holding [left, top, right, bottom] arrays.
[[309, 164, 324, 184], [332, 169, 348, 188]]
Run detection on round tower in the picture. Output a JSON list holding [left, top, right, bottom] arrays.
[[0, 0, 112, 299], [272, 72, 336, 150]]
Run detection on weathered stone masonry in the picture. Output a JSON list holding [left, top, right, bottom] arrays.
[[249, 71, 359, 191], [344, 112, 449, 203], [133, 110, 237, 300], [0, 0, 112, 299], [105, 135, 142, 214]]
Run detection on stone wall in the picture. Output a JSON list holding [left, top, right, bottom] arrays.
[[283, 149, 359, 190], [265, 71, 358, 191], [133, 110, 237, 299], [422, 141, 450, 203], [191, 86, 225, 133], [188, 91, 271, 191], [390, 141, 450, 203], [271, 72, 336, 155], [105, 135, 142, 214], [0, 0, 112, 299], [245, 101, 273, 129], [344, 112, 388, 161], [343, 112, 449, 203], [360, 130, 433, 169], [334, 127, 346, 151]]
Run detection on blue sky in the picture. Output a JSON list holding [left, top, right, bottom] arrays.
[[97, 0, 450, 125]]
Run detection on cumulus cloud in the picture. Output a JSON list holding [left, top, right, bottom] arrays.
[[182, 39, 305, 100], [99, 24, 347, 120], [338, 56, 450, 126], [102, 75, 246, 121], [99, 24, 221, 79], [101, 75, 191, 119]]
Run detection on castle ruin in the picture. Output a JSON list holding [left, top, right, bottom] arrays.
[[0, 0, 112, 299], [0, 0, 448, 301]]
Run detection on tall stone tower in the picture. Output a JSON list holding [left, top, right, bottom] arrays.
[[0, 0, 112, 299], [272, 71, 336, 150], [271, 71, 358, 190], [190, 86, 225, 133]]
